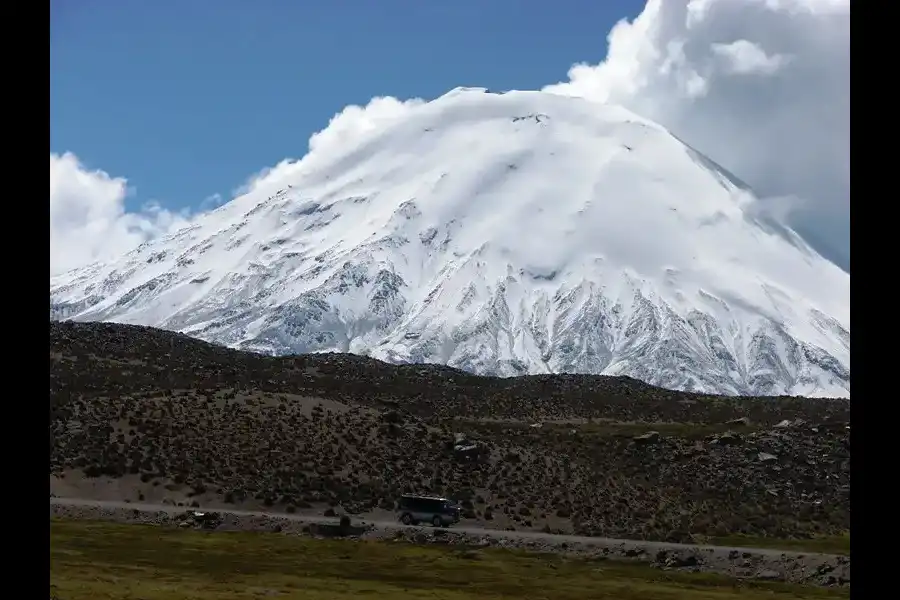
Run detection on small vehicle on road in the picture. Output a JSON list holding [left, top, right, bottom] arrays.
[[396, 494, 461, 527]]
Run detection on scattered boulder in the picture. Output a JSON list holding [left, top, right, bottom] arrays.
[[712, 431, 742, 446], [308, 515, 370, 538], [757, 452, 778, 464], [173, 510, 223, 530], [382, 410, 403, 424], [452, 432, 481, 457], [756, 569, 783, 581], [633, 431, 661, 445], [665, 554, 700, 568]]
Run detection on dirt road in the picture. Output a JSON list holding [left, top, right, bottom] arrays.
[[50, 495, 850, 587], [51, 496, 825, 559]]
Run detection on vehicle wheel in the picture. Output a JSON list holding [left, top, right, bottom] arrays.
[[432, 515, 442, 527], [400, 513, 413, 525]]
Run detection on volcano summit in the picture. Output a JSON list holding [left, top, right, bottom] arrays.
[[50, 88, 850, 397]]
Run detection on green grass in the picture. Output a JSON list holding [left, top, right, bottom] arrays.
[[707, 533, 850, 556], [50, 519, 848, 600]]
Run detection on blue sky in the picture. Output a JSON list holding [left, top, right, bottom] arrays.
[[51, 0, 644, 214]]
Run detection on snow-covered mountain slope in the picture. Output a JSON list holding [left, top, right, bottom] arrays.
[[50, 88, 850, 398]]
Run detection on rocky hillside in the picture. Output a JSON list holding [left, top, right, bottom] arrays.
[[50, 321, 850, 543]]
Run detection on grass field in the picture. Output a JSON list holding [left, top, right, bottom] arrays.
[[50, 519, 848, 600], [708, 534, 850, 556]]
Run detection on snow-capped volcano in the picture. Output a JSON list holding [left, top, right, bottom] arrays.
[[50, 87, 850, 397]]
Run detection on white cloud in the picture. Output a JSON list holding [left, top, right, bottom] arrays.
[[542, 0, 850, 269], [199, 193, 225, 211], [308, 96, 426, 156], [49, 152, 191, 275], [233, 96, 425, 197], [711, 40, 789, 75], [50, 0, 849, 274]]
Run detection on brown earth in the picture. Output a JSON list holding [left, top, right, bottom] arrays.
[[49, 321, 850, 544]]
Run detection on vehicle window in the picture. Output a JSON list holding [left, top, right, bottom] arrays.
[[401, 497, 448, 512]]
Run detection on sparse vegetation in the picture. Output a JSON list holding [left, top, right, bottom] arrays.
[[50, 519, 849, 600], [50, 321, 850, 543]]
